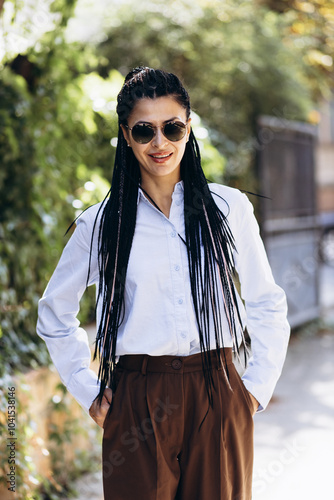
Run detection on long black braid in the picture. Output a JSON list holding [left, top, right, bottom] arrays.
[[90, 67, 248, 408]]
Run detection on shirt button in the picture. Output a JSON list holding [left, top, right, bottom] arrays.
[[171, 231, 176, 238], [181, 332, 186, 339], [175, 200, 181, 206], [178, 298, 183, 305], [174, 265, 180, 271]]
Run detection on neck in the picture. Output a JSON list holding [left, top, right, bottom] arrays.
[[140, 176, 181, 218]]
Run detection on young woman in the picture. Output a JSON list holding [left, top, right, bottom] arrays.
[[37, 67, 290, 500]]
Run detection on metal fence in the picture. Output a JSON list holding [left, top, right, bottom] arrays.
[[256, 115, 319, 328]]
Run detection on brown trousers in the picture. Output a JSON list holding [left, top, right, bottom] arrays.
[[102, 349, 254, 500]]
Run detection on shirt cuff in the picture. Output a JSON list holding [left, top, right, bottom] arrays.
[[67, 368, 101, 415]]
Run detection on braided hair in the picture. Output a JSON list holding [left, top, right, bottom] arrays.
[[91, 67, 248, 409]]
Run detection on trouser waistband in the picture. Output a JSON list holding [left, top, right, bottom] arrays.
[[117, 348, 233, 375]]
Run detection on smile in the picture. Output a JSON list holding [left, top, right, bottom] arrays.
[[149, 153, 173, 159]]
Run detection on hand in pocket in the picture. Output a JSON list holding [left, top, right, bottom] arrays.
[[247, 390, 259, 415], [89, 388, 113, 428]]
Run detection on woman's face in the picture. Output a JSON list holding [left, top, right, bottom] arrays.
[[121, 96, 191, 187]]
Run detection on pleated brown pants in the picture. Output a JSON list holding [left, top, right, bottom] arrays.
[[102, 348, 254, 500]]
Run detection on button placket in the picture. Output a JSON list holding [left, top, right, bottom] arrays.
[[170, 183, 184, 224], [164, 215, 189, 355], [132, 184, 192, 356]]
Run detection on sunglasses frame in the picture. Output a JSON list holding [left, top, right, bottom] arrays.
[[125, 120, 189, 144]]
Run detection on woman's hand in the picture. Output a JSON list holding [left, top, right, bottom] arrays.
[[247, 391, 260, 416], [89, 388, 113, 428]]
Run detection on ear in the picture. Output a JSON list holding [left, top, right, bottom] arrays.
[[120, 124, 131, 146]]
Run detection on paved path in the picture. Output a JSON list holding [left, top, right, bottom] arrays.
[[253, 327, 334, 499], [74, 264, 334, 499], [72, 470, 103, 499]]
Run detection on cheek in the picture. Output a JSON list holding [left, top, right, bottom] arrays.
[[131, 145, 146, 161], [177, 142, 187, 159]]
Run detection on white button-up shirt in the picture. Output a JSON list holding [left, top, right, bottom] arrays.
[[37, 181, 290, 414]]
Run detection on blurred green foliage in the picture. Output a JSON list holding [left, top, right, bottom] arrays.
[[94, 0, 333, 187], [0, 12, 117, 377]]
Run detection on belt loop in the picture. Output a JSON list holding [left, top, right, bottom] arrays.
[[141, 355, 149, 375]]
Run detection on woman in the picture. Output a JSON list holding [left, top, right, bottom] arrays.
[[37, 67, 290, 500]]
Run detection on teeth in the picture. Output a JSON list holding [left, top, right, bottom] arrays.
[[151, 153, 171, 158]]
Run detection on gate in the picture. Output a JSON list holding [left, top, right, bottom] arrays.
[[256, 115, 319, 328]]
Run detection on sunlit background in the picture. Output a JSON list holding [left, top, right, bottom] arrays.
[[0, 1, 333, 499]]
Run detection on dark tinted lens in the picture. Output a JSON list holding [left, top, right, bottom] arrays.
[[164, 122, 186, 141], [131, 124, 154, 144]]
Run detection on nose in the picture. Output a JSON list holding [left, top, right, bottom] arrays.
[[152, 127, 168, 148]]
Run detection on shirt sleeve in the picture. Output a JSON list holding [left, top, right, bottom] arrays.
[[36, 206, 101, 414], [234, 192, 290, 412]]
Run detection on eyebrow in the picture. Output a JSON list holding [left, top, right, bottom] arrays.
[[135, 117, 183, 126]]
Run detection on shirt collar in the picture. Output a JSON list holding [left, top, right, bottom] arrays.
[[137, 180, 184, 205]]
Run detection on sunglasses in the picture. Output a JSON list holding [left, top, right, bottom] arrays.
[[125, 121, 188, 144]]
